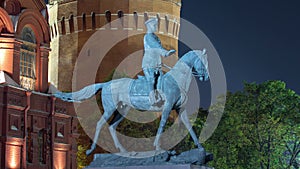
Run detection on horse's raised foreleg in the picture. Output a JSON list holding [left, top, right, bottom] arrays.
[[86, 108, 115, 156], [178, 108, 204, 151], [153, 104, 172, 150], [108, 105, 130, 153]]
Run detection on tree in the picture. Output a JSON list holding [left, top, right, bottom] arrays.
[[202, 81, 300, 169], [76, 77, 300, 168]]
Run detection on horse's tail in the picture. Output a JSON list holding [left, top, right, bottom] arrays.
[[54, 83, 108, 102]]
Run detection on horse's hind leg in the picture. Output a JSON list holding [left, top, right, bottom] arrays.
[[154, 104, 172, 150], [109, 105, 130, 153], [86, 107, 115, 156]]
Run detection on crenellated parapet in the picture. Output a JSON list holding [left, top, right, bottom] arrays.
[[49, 0, 181, 5], [48, 0, 76, 5], [49, 11, 180, 40]]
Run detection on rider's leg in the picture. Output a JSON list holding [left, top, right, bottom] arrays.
[[143, 68, 155, 92], [144, 68, 164, 106]]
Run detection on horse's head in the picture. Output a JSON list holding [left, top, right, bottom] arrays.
[[192, 49, 209, 81]]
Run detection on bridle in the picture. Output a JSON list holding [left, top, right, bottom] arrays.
[[192, 61, 207, 80]]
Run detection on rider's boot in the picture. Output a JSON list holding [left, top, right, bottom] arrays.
[[153, 71, 164, 104]]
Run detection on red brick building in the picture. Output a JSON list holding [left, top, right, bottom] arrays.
[[0, 0, 78, 168], [0, 0, 182, 168]]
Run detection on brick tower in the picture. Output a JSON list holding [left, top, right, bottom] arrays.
[[48, 0, 182, 91]]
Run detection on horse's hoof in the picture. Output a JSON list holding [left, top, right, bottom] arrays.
[[86, 149, 94, 156], [197, 144, 205, 152], [119, 148, 128, 153], [155, 146, 162, 151]]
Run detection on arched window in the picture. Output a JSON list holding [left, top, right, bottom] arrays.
[[156, 14, 160, 32], [118, 10, 124, 27], [165, 15, 169, 33], [173, 19, 176, 36], [82, 13, 86, 31], [20, 26, 36, 90], [69, 14, 74, 33], [105, 10, 111, 28], [144, 12, 148, 23], [105, 10, 111, 22], [175, 22, 179, 37], [91, 12, 96, 30], [133, 12, 138, 29], [61, 16, 66, 35]]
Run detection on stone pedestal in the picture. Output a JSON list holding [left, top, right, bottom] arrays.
[[88, 164, 213, 169], [86, 149, 213, 169]]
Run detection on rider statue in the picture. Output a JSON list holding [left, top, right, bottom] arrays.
[[142, 18, 175, 104]]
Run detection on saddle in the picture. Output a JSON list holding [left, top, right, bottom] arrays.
[[130, 73, 165, 108]]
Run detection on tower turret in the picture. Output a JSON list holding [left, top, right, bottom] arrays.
[[48, 0, 182, 91]]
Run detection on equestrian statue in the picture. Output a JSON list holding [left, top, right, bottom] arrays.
[[54, 18, 210, 156]]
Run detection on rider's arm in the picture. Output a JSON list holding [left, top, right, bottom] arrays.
[[144, 34, 176, 57]]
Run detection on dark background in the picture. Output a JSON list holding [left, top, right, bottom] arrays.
[[179, 0, 300, 108]]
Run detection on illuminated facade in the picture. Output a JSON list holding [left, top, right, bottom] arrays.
[[0, 0, 78, 168]]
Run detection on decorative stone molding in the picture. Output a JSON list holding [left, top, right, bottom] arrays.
[[17, 9, 50, 44], [0, 7, 14, 33], [4, 0, 21, 15]]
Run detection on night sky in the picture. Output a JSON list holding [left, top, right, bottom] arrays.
[[179, 0, 300, 106]]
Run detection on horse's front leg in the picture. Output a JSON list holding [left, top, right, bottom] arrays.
[[153, 104, 172, 151], [178, 108, 205, 151], [177, 108, 206, 164]]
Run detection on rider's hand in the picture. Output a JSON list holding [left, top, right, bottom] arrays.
[[165, 49, 176, 57]]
